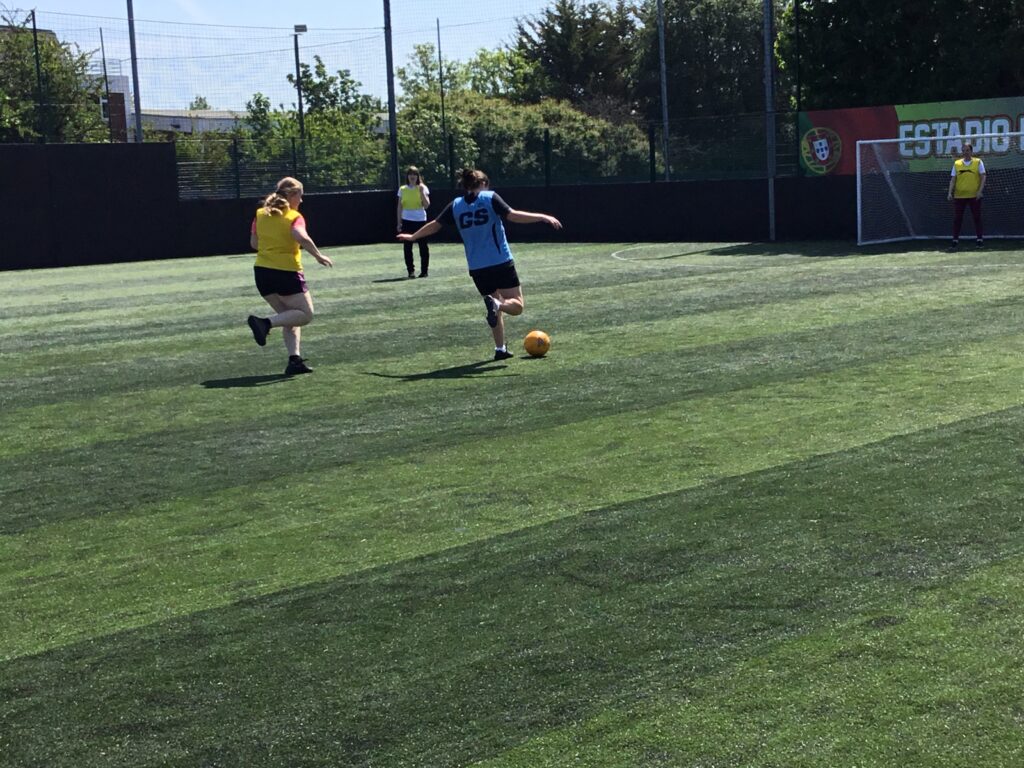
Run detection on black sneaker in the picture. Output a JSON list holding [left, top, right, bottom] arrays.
[[418, 271, 428, 278], [284, 356, 313, 375], [247, 315, 271, 346], [494, 348, 514, 361], [408, 271, 416, 279], [484, 296, 499, 328], [976, 239, 985, 248], [948, 240, 959, 252]]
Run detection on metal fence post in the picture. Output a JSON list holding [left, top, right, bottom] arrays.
[[648, 123, 656, 182], [30, 10, 45, 143], [291, 137, 298, 177], [447, 134, 456, 189], [544, 129, 551, 187], [232, 138, 241, 199], [126, 0, 144, 143], [763, 0, 776, 241]]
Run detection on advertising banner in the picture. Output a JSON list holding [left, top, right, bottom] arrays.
[[799, 97, 1024, 175]]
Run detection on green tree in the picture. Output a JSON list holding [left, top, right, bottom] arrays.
[[188, 95, 211, 110], [776, 0, 1024, 110], [631, 0, 765, 119], [242, 61, 389, 190], [397, 90, 649, 186], [288, 55, 381, 122], [396, 43, 469, 101], [463, 47, 543, 103], [398, 43, 543, 105], [0, 10, 107, 142], [514, 0, 638, 112], [244, 92, 274, 139]]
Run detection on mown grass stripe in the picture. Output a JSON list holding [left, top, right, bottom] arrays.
[[2, 406, 1023, 766], [5, 253, 1023, 413], [472, 556, 1024, 768], [4, 333, 1024, 657], [5, 258, 1024, 482], [5, 241, 1024, 766], [6, 240, 1014, 338]]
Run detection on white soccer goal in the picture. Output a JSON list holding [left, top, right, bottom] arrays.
[[856, 131, 1024, 245]]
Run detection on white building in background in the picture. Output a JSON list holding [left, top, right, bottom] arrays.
[[92, 60, 245, 140], [139, 109, 245, 135]]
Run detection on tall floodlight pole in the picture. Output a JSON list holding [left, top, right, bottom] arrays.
[[30, 10, 45, 142], [99, 28, 115, 142], [437, 18, 449, 179], [383, 0, 400, 189], [126, 0, 143, 142], [655, 0, 671, 180], [794, 0, 802, 176], [293, 25, 307, 142], [794, 0, 801, 114], [763, 0, 776, 241]]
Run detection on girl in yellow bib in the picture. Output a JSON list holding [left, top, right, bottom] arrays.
[[946, 142, 986, 249], [247, 177, 333, 375], [396, 166, 431, 277]]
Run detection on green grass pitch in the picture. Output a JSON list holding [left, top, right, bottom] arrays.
[[3, 240, 1024, 767]]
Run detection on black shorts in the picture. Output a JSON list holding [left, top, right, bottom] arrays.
[[470, 260, 520, 296], [254, 266, 308, 297], [401, 219, 429, 236]]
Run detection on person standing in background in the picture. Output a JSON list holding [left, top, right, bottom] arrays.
[[947, 142, 986, 250], [397, 166, 431, 277]]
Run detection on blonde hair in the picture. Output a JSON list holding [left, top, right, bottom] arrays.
[[262, 176, 303, 216], [458, 167, 489, 192]]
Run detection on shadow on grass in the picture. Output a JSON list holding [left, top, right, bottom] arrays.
[[200, 374, 291, 389], [613, 241, 862, 263], [366, 359, 515, 382], [698, 241, 860, 259], [371, 276, 416, 284], [702, 240, 993, 260]]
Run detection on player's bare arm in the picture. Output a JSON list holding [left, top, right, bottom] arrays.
[[397, 219, 441, 242], [291, 226, 333, 267], [507, 210, 562, 229]]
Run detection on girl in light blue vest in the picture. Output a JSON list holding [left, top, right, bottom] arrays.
[[398, 168, 562, 360]]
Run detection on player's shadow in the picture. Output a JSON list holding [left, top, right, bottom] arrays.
[[366, 360, 515, 382], [371, 277, 415, 284], [201, 374, 291, 389]]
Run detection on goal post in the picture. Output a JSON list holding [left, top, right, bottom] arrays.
[[856, 131, 1024, 245]]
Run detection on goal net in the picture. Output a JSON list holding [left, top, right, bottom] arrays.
[[857, 131, 1024, 245]]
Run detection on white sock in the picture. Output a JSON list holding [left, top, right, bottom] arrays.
[[495, 345, 506, 352]]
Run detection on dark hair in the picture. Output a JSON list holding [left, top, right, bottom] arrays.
[[406, 166, 421, 178], [458, 168, 489, 192], [262, 176, 303, 216]]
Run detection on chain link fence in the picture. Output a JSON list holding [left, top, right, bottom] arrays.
[[5, 5, 799, 199]]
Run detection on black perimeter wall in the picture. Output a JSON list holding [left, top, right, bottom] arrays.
[[1, 143, 856, 270]]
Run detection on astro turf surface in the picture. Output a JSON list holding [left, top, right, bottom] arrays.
[[2, 240, 1024, 767]]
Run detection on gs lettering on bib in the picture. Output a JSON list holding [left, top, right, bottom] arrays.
[[458, 207, 490, 228]]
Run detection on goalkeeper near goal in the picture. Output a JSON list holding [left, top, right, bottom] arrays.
[[946, 142, 986, 249]]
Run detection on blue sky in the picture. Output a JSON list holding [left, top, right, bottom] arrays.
[[19, 0, 387, 31], [17, 0, 550, 109]]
